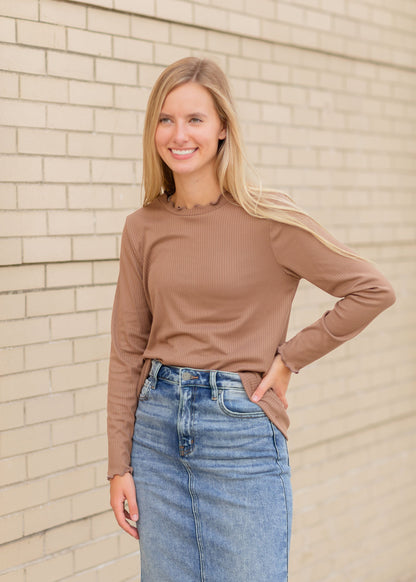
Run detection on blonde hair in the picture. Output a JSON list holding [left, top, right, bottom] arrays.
[[142, 57, 363, 260]]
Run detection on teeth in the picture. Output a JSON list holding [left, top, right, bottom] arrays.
[[171, 149, 196, 155]]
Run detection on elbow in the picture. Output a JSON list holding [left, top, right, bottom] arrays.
[[378, 280, 396, 311]]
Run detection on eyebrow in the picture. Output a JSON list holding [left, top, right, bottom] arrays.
[[159, 111, 208, 118]]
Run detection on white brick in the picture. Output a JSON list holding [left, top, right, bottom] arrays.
[[27, 443, 76, 479], [1, 264, 44, 292], [47, 210, 94, 235], [114, 0, 154, 16], [0, 533, 44, 571], [26, 289, 74, 317], [52, 412, 98, 445], [0, 424, 50, 456], [73, 235, 118, 260], [96, 58, 138, 85], [113, 134, 142, 159], [131, 15, 169, 42], [23, 236, 71, 263], [44, 518, 90, 553], [92, 160, 136, 183], [0, 369, 50, 403], [44, 157, 90, 183], [26, 554, 73, 582], [72, 486, 108, 520], [24, 498, 72, 536], [0, 44, 45, 74], [97, 308, 111, 334], [0, 16, 16, 42], [93, 260, 118, 284], [96, 553, 138, 582], [68, 27, 111, 57], [0, 187, 16, 212], [40, 0, 87, 28], [68, 185, 112, 208], [26, 340, 72, 371], [138, 63, 165, 87], [95, 210, 129, 233], [48, 50, 93, 81], [1, 0, 38, 19], [0, 237, 22, 266], [51, 362, 97, 392], [0, 401, 24, 430], [74, 535, 118, 571], [0, 514, 23, 544], [194, 4, 227, 30], [171, 24, 206, 49], [74, 383, 106, 412], [18, 184, 66, 209], [46, 262, 92, 288], [20, 74, 68, 103], [87, 6, 129, 36], [49, 466, 95, 500], [0, 71, 18, 98], [305, 9, 332, 31], [0, 456, 26, 487], [76, 285, 115, 311], [0, 210, 47, 236], [229, 11, 261, 36], [47, 103, 93, 131], [18, 128, 66, 155], [113, 36, 153, 63], [17, 19, 66, 50], [95, 109, 139, 134], [68, 132, 112, 158], [26, 392, 74, 424], [0, 480, 48, 516], [0, 99, 46, 128], [154, 43, 191, 66], [112, 185, 139, 208], [0, 294, 25, 320], [69, 79, 113, 107], [51, 312, 96, 340], [114, 85, 149, 110]]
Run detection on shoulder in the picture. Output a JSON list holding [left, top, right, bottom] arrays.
[[124, 196, 163, 229]]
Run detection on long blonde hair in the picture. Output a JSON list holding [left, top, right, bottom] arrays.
[[142, 57, 363, 260]]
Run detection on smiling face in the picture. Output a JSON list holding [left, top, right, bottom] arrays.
[[155, 82, 226, 186]]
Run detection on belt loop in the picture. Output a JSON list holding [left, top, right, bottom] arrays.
[[210, 370, 218, 401], [150, 359, 163, 384]]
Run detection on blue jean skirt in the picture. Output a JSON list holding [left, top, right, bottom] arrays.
[[131, 358, 293, 582]]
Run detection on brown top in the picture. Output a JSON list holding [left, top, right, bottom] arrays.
[[107, 191, 395, 478]]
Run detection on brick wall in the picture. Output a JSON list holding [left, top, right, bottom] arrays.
[[0, 1, 415, 580]]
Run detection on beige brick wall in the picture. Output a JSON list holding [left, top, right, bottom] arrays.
[[0, 1, 415, 580]]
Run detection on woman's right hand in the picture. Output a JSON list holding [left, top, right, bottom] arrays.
[[110, 472, 139, 539]]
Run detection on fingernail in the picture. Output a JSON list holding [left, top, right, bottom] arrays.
[[251, 394, 259, 402], [132, 514, 138, 521]]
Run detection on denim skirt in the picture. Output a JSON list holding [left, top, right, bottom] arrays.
[[131, 358, 292, 582]]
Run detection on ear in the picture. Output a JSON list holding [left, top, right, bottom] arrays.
[[218, 123, 227, 141]]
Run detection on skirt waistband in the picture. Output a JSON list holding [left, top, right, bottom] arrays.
[[149, 358, 244, 389]]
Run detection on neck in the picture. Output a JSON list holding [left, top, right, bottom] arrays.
[[171, 172, 221, 209]]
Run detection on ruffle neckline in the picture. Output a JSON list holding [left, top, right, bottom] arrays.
[[158, 192, 229, 215]]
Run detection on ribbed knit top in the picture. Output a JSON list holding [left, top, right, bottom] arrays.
[[107, 191, 395, 478]]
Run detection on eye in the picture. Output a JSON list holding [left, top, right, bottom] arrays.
[[190, 117, 202, 124], [159, 117, 172, 125]]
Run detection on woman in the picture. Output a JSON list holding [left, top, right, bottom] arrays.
[[107, 57, 395, 582]]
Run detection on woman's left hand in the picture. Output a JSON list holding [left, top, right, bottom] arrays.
[[250, 354, 292, 409]]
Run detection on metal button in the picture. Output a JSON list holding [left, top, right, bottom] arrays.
[[182, 371, 192, 380]]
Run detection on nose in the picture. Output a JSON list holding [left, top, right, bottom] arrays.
[[172, 121, 188, 145]]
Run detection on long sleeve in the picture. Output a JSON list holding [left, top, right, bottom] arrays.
[[269, 219, 396, 373], [107, 215, 152, 478]]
